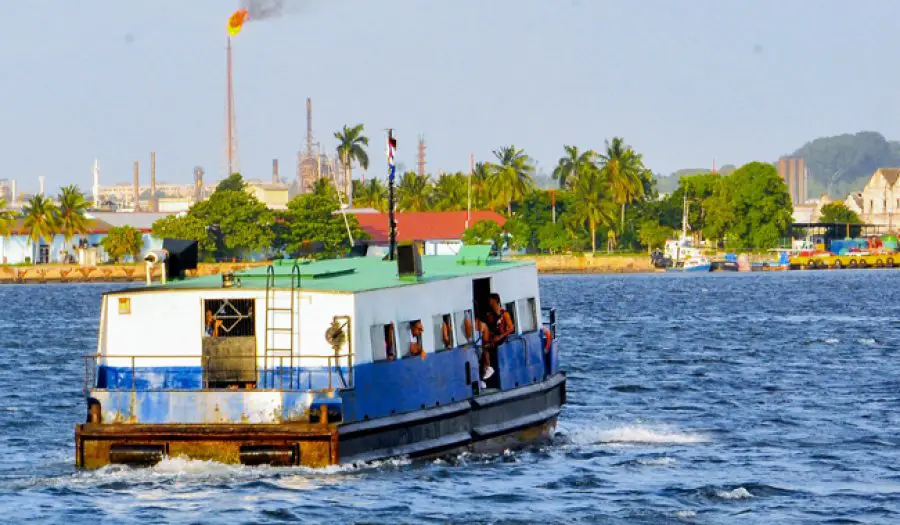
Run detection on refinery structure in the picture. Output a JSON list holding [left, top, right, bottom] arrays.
[[1, 20, 358, 213]]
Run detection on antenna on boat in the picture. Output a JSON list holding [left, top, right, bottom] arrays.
[[387, 129, 397, 261], [329, 156, 355, 247]]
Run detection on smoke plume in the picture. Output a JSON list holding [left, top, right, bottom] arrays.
[[241, 0, 287, 20]]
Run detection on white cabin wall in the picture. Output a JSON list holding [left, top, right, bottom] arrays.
[[352, 264, 540, 365], [296, 292, 355, 368], [101, 288, 356, 369]]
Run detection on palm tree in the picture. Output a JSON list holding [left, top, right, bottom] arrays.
[[365, 179, 389, 212], [22, 194, 58, 263], [353, 179, 389, 212], [570, 165, 616, 254], [489, 145, 535, 215], [334, 124, 370, 200], [397, 172, 432, 211], [552, 145, 597, 189], [0, 197, 14, 237], [471, 162, 494, 210], [57, 184, 90, 246], [433, 172, 468, 211], [598, 137, 645, 230]]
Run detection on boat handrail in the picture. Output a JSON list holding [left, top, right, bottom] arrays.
[[82, 353, 354, 393]]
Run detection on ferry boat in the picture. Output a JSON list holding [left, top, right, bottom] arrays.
[[75, 242, 565, 468]]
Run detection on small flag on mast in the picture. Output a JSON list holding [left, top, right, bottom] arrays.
[[387, 135, 397, 181]]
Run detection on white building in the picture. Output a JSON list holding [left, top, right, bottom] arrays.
[[844, 168, 900, 228]]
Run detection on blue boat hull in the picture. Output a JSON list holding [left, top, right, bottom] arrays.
[[75, 373, 566, 468]]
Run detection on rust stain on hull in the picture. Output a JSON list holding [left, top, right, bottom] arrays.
[[75, 423, 337, 469]]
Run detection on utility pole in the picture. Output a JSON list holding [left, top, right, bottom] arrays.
[[388, 130, 397, 260], [550, 190, 556, 224], [467, 154, 474, 229]]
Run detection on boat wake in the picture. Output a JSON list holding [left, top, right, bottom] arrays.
[[715, 486, 753, 500], [566, 424, 710, 446]]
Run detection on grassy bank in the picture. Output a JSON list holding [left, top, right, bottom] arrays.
[[0, 262, 268, 284], [0, 254, 657, 284], [513, 253, 656, 274]]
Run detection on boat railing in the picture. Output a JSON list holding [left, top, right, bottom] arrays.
[[81, 353, 354, 393]]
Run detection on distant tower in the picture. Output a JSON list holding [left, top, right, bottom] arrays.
[[777, 157, 805, 205], [225, 37, 240, 176], [272, 159, 280, 184], [193, 166, 205, 203], [133, 161, 140, 210], [38, 175, 45, 196], [10, 179, 16, 204], [91, 159, 100, 208], [417, 135, 427, 177], [150, 152, 158, 212], [298, 97, 320, 192]]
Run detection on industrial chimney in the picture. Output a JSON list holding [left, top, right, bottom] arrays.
[[10, 179, 16, 204], [150, 152, 158, 212], [38, 175, 45, 196], [92, 159, 100, 209], [272, 159, 280, 184], [133, 161, 140, 211], [193, 167, 204, 203]]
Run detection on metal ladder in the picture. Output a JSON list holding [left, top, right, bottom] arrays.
[[263, 263, 301, 389]]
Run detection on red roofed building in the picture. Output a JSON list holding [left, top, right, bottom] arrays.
[[352, 211, 506, 255]]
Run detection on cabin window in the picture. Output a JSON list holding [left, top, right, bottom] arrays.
[[517, 298, 538, 332], [504, 301, 518, 333], [371, 323, 396, 361], [432, 314, 454, 350], [454, 309, 474, 344], [397, 320, 425, 358], [202, 299, 255, 337]]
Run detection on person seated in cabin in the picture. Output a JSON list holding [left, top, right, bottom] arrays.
[[204, 309, 223, 337], [475, 315, 495, 382], [488, 293, 515, 347], [385, 323, 396, 361], [441, 314, 453, 349], [408, 320, 426, 358]]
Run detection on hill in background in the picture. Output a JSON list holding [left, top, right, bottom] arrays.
[[655, 131, 900, 199]]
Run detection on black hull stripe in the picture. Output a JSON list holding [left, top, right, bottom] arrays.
[[339, 432, 472, 464], [471, 407, 560, 440], [471, 374, 566, 408], [339, 401, 470, 437]]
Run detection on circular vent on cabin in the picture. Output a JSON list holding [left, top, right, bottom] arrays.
[[325, 321, 346, 352]]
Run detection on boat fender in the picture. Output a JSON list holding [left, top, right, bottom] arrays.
[[542, 326, 552, 353]]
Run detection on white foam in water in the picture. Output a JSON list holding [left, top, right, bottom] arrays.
[[573, 424, 709, 445], [636, 456, 677, 466], [858, 338, 876, 346], [715, 487, 753, 500], [824, 338, 840, 344], [675, 510, 697, 519]]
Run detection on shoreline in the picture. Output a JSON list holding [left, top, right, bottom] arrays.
[[0, 256, 657, 284]]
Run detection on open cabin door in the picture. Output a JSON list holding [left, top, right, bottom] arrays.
[[472, 277, 491, 322]]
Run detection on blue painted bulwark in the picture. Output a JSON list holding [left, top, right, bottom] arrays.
[[341, 346, 480, 423], [97, 365, 349, 391]]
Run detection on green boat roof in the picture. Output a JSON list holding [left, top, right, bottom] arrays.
[[159, 253, 531, 294]]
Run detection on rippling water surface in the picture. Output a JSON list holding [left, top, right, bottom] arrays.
[[0, 271, 898, 524]]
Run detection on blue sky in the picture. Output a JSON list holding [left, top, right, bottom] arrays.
[[2, 0, 898, 193]]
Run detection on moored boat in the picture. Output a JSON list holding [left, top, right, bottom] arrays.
[[75, 242, 566, 468]]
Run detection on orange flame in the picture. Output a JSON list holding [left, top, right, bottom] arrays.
[[227, 9, 249, 37]]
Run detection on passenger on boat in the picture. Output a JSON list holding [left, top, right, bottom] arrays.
[[476, 314, 496, 382], [204, 309, 223, 337], [409, 320, 426, 358], [441, 314, 453, 348], [488, 293, 515, 347]]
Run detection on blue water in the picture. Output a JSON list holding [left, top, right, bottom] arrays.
[[0, 272, 898, 524]]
